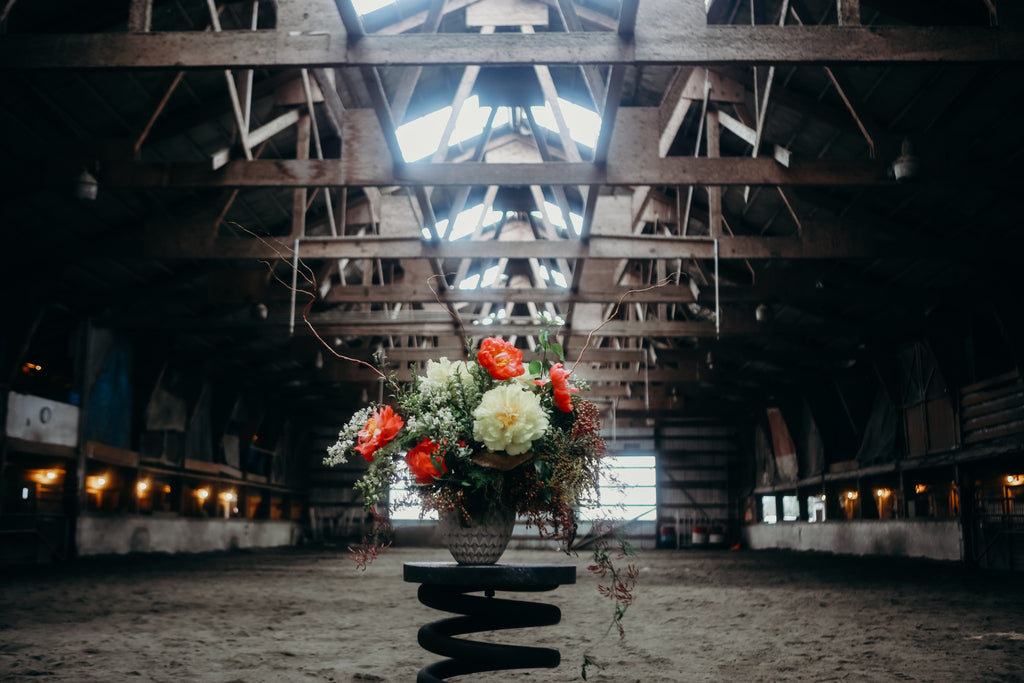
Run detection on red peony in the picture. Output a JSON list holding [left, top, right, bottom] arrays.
[[477, 337, 525, 380], [355, 405, 404, 461], [535, 362, 578, 412], [405, 438, 450, 484]]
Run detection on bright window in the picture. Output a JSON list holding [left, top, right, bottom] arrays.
[[389, 461, 437, 521], [582, 454, 657, 522], [392, 454, 657, 522], [782, 495, 800, 521], [808, 495, 826, 522]]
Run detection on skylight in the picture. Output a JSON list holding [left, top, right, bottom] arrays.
[[530, 99, 601, 149], [351, 0, 394, 16], [538, 264, 569, 289], [424, 204, 506, 241], [396, 96, 512, 163], [395, 96, 599, 163], [456, 264, 504, 291], [532, 201, 583, 237]]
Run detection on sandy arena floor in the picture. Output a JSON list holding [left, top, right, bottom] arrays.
[[1, 544, 1023, 682]]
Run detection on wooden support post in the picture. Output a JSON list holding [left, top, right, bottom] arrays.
[[205, 0, 253, 160], [836, 0, 860, 25], [292, 115, 311, 239], [706, 110, 722, 240], [128, 0, 153, 31], [300, 68, 337, 236]]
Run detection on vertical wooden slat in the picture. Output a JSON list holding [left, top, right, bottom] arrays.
[[292, 115, 311, 239], [706, 110, 722, 240], [128, 0, 153, 32], [836, 0, 860, 25]]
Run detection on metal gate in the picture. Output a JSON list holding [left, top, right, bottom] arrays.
[[970, 492, 1024, 572]]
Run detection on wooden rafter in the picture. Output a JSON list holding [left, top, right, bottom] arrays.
[[95, 155, 891, 188], [4, 24, 1022, 70], [143, 224, 878, 260]]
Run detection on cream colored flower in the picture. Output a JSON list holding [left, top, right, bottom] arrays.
[[472, 383, 549, 455], [422, 358, 476, 391]]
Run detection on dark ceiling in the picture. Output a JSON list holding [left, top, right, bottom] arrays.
[[1, 0, 1023, 435]]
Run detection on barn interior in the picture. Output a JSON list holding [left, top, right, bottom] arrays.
[[2, 0, 1023, 579]]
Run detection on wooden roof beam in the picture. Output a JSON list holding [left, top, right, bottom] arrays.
[[143, 223, 878, 260], [94, 154, 890, 188], [5, 22, 1023, 69]]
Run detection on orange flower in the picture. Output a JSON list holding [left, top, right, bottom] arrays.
[[405, 438, 450, 484], [355, 406, 404, 461], [477, 337, 525, 380], [535, 362, 578, 412]]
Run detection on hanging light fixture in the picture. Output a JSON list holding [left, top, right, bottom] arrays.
[[891, 138, 919, 182], [75, 168, 99, 200]]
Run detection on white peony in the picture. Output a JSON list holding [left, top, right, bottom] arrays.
[[421, 357, 476, 392], [472, 383, 549, 456]]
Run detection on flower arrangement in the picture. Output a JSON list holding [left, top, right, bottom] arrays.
[[324, 331, 606, 551]]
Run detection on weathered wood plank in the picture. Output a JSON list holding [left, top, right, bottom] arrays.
[[2, 25, 1022, 71], [98, 156, 889, 188], [321, 284, 700, 304], [144, 226, 874, 260]]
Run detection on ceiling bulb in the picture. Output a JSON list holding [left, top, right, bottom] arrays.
[[75, 169, 98, 201], [251, 302, 269, 320], [891, 137, 919, 181]]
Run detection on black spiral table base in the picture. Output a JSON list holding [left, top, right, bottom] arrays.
[[404, 563, 576, 683]]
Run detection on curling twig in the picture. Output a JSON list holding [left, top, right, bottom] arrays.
[[426, 273, 469, 359], [229, 222, 390, 383], [569, 276, 677, 376]]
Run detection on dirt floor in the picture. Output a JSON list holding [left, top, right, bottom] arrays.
[[2, 544, 1023, 682]]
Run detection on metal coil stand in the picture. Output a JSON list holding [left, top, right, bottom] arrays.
[[404, 563, 576, 683]]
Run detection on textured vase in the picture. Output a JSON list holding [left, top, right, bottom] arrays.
[[438, 507, 516, 565]]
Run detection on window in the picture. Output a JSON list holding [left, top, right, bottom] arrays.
[[391, 454, 658, 522], [390, 461, 437, 521], [808, 495, 827, 522], [782, 495, 800, 521], [762, 496, 778, 523], [581, 454, 657, 522]]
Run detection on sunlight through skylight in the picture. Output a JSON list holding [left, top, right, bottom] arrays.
[[457, 264, 507, 292], [351, 0, 394, 16], [396, 96, 512, 163], [395, 96, 598, 163], [423, 204, 506, 241], [538, 264, 569, 289], [530, 99, 601, 149], [481, 265, 502, 288], [532, 202, 583, 237]]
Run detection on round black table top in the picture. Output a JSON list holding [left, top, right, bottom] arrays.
[[403, 562, 576, 588]]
